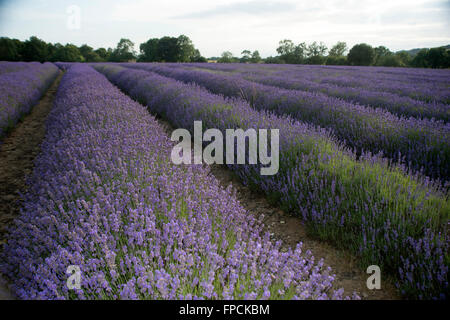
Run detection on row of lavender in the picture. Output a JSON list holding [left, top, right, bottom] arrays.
[[183, 63, 450, 104], [94, 64, 449, 299], [182, 63, 449, 122], [285, 65, 450, 96], [0, 64, 349, 300], [0, 61, 43, 75], [185, 62, 450, 83], [120, 63, 450, 183], [0, 62, 59, 138]]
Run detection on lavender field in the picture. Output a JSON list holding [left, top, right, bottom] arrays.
[[0, 62, 59, 138], [0, 61, 448, 301]]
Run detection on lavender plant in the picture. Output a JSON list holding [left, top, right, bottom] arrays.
[[121, 63, 450, 183], [195, 67, 449, 122], [187, 63, 450, 104], [94, 64, 449, 300], [0, 64, 350, 300], [0, 61, 43, 76], [0, 62, 59, 138]]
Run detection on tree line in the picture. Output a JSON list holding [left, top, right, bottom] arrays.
[[0, 35, 207, 63], [0, 35, 448, 68], [220, 40, 449, 68]]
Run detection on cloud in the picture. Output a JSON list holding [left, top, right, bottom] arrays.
[[173, 0, 296, 19], [0, 0, 449, 57], [377, 1, 450, 26]]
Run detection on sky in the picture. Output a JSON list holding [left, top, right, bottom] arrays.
[[0, 0, 449, 58]]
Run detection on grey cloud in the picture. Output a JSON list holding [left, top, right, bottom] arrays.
[[419, 0, 450, 10], [172, 1, 296, 19], [378, 5, 449, 26]]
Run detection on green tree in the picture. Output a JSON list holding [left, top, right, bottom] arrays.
[[276, 40, 297, 63], [139, 38, 160, 62], [326, 56, 347, 65], [240, 49, 252, 63], [79, 44, 102, 62], [377, 54, 403, 67], [328, 41, 347, 57], [426, 47, 449, 68], [177, 35, 196, 62], [46, 43, 58, 62], [0, 37, 21, 61], [306, 41, 327, 64], [326, 41, 347, 65], [264, 56, 285, 64], [291, 42, 307, 64], [21, 36, 49, 62], [95, 48, 110, 61], [218, 51, 235, 63], [156, 37, 179, 62], [276, 39, 295, 56], [139, 35, 204, 62], [12, 39, 23, 59], [395, 51, 411, 66], [51, 43, 83, 62], [373, 46, 392, 65], [251, 50, 261, 63], [79, 44, 92, 59], [411, 49, 429, 68], [109, 38, 136, 62], [276, 40, 307, 64], [191, 49, 207, 62], [347, 43, 375, 66]]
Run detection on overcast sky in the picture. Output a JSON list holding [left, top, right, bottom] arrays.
[[0, 0, 449, 57]]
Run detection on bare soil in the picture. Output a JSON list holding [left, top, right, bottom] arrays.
[[0, 71, 63, 299]]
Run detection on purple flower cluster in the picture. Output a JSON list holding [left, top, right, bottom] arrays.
[[119, 63, 450, 183], [94, 64, 449, 300], [0, 64, 350, 300], [0, 62, 59, 138]]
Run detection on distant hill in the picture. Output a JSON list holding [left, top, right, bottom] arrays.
[[397, 44, 450, 56]]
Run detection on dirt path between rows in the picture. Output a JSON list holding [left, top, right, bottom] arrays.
[[0, 71, 63, 300], [157, 119, 400, 300]]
